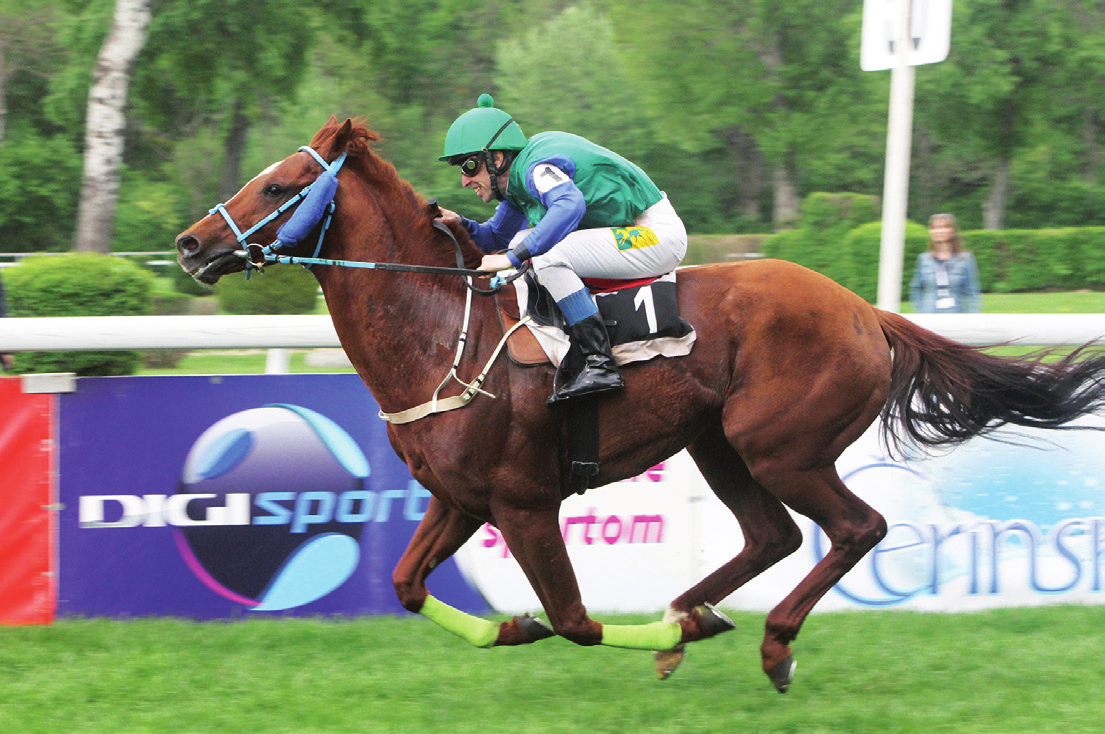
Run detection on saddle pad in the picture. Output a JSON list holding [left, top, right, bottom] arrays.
[[511, 271, 696, 368]]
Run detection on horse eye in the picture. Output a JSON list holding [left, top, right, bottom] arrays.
[[262, 184, 284, 197]]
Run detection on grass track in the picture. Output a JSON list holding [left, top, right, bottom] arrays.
[[2, 608, 1103, 733]]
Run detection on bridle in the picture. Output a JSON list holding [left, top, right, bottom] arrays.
[[209, 144, 527, 295], [209, 146, 346, 279]]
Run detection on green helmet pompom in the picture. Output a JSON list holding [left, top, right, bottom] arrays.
[[477, 93, 495, 108]]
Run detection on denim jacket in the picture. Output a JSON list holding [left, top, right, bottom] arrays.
[[909, 252, 981, 313]]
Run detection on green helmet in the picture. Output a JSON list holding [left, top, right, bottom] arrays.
[[439, 93, 528, 161]]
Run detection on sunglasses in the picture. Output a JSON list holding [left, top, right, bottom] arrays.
[[459, 154, 483, 177]]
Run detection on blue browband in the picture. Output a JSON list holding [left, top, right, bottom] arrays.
[[209, 146, 348, 278]]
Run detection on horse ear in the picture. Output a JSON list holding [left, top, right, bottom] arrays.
[[313, 117, 357, 158]]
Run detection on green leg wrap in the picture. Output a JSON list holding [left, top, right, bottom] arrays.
[[419, 595, 500, 648], [601, 621, 682, 651]]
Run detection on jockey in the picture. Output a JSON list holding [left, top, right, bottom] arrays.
[[436, 93, 688, 403]]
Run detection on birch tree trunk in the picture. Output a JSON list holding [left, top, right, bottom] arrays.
[[73, 0, 150, 253], [982, 158, 1010, 231], [772, 162, 801, 230]]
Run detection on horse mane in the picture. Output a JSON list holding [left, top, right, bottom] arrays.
[[309, 117, 484, 270]]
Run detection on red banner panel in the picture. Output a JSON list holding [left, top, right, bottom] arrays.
[[0, 377, 55, 624]]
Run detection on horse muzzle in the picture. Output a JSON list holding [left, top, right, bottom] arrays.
[[176, 233, 247, 284]]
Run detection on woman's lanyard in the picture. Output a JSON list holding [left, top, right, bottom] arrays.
[[934, 258, 956, 310]]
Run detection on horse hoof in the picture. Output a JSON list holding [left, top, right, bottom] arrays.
[[767, 656, 797, 693], [517, 612, 555, 642], [695, 603, 735, 638], [653, 644, 686, 680]]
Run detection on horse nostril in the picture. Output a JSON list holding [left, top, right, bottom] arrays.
[[176, 234, 199, 254]]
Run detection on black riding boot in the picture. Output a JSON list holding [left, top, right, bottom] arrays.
[[548, 314, 624, 403]]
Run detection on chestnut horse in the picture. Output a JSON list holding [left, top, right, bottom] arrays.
[[177, 118, 1105, 691]]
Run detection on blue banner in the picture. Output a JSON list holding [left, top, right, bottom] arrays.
[[57, 374, 486, 619]]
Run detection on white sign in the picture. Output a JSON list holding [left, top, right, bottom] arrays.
[[861, 0, 952, 71]]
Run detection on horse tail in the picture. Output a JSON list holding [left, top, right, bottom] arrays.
[[875, 309, 1105, 451]]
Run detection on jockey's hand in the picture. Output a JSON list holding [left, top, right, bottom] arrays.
[[478, 253, 514, 273], [435, 206, 463, 226]]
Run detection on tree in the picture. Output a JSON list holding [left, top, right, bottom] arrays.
[[609, 0, 885, 229], [914, 0, 1070, 229], [130, 0, 315, 209], [494, 4, 657, 161], [73, 0, 150, 253], [0, 0, 61, 146]]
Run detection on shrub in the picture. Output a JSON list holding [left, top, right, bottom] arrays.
[[215, 263, 320, 315], [762, 192, 879, 287], [841, 220, 930, 303], [962, 228, 1105, 293], [4, 253, 153, 375]]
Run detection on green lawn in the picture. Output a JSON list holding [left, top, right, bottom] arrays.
[[138, 349, 355, 376], [1, 608, 1102, 733], [905, 289, 1105, 314]]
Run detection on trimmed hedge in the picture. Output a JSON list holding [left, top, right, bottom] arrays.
[[962, 228, 1105, 293], [4, 253, 153, 375], [761, 192, 1105, 302], [841, 221, 931, 303], [762, 192, 879, 288]]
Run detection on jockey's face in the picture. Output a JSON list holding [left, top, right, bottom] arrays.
[[461, 151, 508, 203]]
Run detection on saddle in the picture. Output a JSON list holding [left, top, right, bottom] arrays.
[[495, 271, 696, 497], [495, 271, 695, 367]]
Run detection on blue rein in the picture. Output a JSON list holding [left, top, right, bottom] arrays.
[[209, 146, 347, 279]]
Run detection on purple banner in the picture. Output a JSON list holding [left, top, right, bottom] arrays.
[[57, 374, 486, 619]]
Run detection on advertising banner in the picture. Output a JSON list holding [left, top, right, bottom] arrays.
[[0, 377, 55, 624], [57, 375, 485, 619], [457, 421, 1105, 614]]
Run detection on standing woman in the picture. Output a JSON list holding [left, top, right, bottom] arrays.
[[909, 213, 982, 313]]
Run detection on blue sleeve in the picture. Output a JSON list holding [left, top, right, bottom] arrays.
[[461, 200, 527, 254], [506, 156, 587, 267], [909, 254, 924, 309]]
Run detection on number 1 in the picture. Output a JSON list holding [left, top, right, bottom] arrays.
[[634, 286, 658, 334]]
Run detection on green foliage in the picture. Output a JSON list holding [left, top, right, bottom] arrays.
[[8, 0, 1105, 252], [962, 227, 1105, 293], [841, 220, 931, 302], [0, 128, 82, 252], [3, 253, 153, 375], [762, 192, 880, 287], [113, 174, 189, 254], [495, 4, 656, 160], [215, 264, 320, 315]]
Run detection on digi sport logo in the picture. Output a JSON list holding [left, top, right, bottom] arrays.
[[80, 404, 373, 611], [176, 404, 370, 611]]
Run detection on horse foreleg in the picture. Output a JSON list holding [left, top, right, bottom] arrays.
[[494, 505, 689, 652], [757, 465, 887, 692], [393, 495, 555, 648]]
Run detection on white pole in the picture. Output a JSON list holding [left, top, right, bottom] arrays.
[[264, 348, 292, 374], [876, 0, 916, 313]]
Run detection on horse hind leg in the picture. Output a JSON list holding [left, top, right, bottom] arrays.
[[753, 463, 887, 692], [654, 424, 805, 680]]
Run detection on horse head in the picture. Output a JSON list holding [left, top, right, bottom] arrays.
[[176, 117, 376, 285]]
